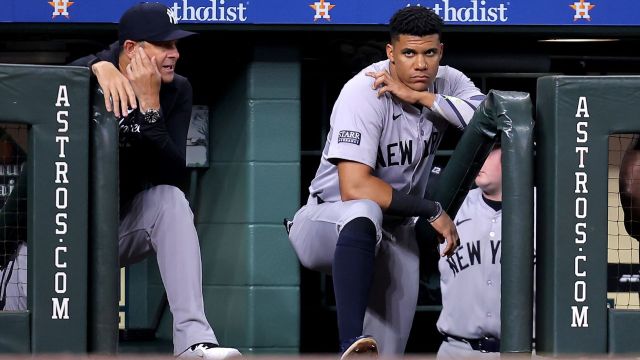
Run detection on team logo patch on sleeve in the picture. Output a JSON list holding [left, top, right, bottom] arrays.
[[338, 130, 361, 145]]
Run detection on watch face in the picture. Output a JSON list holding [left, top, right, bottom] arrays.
[[144, 109, 160, 124]]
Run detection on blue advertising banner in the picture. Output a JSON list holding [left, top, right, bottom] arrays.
[[1, 0, 637, 26]]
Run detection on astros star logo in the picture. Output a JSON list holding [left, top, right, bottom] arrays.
[[49, 0, 74, 19], [310, 0, 335, 21], [570, 0, 595, 21]]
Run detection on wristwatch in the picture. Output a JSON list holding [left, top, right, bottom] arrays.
[[142, 108, 160, 124], [427, 201, 443, 223]]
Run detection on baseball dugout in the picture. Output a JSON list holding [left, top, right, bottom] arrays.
[[1, 64, 638, 356]]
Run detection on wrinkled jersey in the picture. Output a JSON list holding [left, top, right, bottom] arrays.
[[309, 60, 484, 203]]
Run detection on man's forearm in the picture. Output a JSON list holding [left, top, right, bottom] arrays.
[[338, 171, 441, 220], [415, 91, 437, 108]]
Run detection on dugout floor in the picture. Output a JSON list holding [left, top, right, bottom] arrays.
[[1, 355, 639, 359]]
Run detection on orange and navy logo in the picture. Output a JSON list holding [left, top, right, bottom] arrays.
[[570, 0, 595, 21], [309, 0, 335, 21], [49, 0, 74, 19]]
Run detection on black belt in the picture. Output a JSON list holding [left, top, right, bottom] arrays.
[[444, 334, 500, 353]]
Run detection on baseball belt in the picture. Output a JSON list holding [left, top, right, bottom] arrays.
[[444, 333, 500, 353]]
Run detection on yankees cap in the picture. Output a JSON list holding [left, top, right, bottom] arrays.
[[118, 2, 196, 44]]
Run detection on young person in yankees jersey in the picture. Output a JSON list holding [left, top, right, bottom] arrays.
[[69, 3, 239, 359], [437, 143, 503, 358], [285, 6, 485, 358]]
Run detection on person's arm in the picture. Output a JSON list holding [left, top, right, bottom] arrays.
[[366, 67, 484, 130], [619, 136, 640, 241], [138, 78, 191, 182], [338, 160, 392, 207], [69, 43, 137, 118], [92, 61, 137, 118], [112, 46, 187, 183], [337, 160, 459, 256], [428, 67, 484, 129]]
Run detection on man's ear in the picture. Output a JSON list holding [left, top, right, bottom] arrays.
[[122, 40, 137, 58], [386, 43, 394, 64]]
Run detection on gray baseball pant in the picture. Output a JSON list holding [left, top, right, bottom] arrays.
[[119, 185, 218, 355], [288, 197, 420, 355]]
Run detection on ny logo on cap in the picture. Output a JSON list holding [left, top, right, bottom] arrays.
[[167, 8, 178, 24]]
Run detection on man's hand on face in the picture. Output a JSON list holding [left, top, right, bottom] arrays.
[[125, 47, 162, 112], [366, 70, 420, 103], [366, 70, 436, 108], [92, 61, 137, 118]]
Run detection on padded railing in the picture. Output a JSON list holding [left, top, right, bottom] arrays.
[[88, 84, 120, 354], [422, 90, 535, 353]]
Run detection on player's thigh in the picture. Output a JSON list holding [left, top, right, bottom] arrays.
[[118, 185, 188, 266], [372, 223, 420, 292], [289, 199, 383, 274]]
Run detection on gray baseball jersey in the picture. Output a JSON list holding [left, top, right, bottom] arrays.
[[308, 60, 484, 203], [437, 188, 502, 339], [288, 60, 484, 354]]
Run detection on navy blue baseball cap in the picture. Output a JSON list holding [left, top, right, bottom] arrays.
[[118, 2, 196, 44]]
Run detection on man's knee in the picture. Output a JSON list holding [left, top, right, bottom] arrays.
[[152, 185, 186, 202], [151, 185, 191, 215], [343, 199, 383, 227], [336, 199, 383, 252], [337, 217, 377, 251]]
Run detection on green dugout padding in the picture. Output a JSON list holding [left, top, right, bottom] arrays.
[[0, 64, 90, 353], [536, 76, 640, 355], [608, 309, 640, 354], [89, 84, 119, 354], [423, 90, 535, 353]]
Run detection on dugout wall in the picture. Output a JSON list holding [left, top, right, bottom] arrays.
[[0, 64, 90, 352], [536, 76, 640, 354]]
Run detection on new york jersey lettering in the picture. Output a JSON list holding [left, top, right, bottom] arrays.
[[445, 239, 501, 277]]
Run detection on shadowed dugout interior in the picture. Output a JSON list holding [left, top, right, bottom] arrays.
[[0, 124, 28, 312], [607, 134, 640, 310]]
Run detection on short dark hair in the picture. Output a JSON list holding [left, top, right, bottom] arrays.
[[389, 6, 444, 42]]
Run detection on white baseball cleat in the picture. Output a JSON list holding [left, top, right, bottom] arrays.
[[178, 343, 242, 359]]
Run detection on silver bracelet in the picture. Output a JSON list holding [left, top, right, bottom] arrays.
[[427, 201, 443, 223]]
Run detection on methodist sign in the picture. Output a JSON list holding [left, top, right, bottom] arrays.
[[2, 0, 638, 25]]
